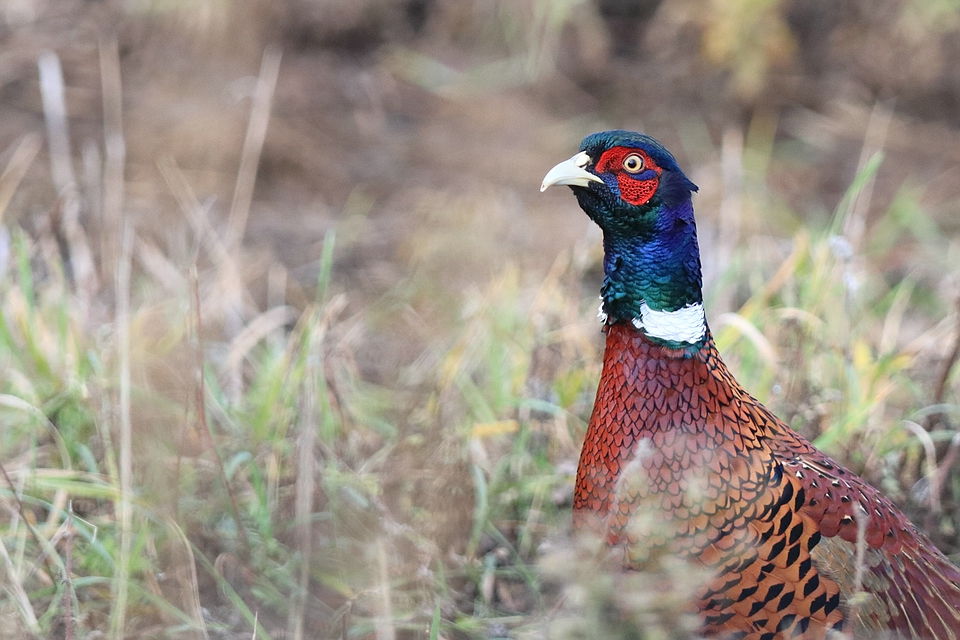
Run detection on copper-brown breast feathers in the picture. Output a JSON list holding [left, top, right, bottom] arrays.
[[575, 325, 960, 639]]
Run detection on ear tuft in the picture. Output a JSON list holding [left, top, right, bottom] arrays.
[[657, 170, 698, 208]]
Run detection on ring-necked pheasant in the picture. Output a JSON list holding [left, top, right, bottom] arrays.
[[540, 130, 960, 639]]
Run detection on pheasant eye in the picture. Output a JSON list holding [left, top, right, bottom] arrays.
[[622, 154, 644, 173]]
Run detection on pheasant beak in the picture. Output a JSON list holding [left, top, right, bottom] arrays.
[[540, 152, 604, 192]]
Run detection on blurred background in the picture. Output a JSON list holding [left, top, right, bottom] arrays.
[[1, 0, 959, 638]]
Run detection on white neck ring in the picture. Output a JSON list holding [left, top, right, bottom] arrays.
[[630, 302, 706, 344]]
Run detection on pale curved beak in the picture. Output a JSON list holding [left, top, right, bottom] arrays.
[[540, 152, 604, 192]]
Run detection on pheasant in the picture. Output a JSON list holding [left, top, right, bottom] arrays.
[[540, 130, 960, 639]]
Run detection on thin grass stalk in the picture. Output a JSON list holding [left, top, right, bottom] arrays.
[[109, 221, 134, 640], [315, 230, 336, 304], [82, 140, 103, 235], [99, 34, 125, 280], [162, 516, 209, 639], [830, 152, 884, 239], [902, 420, 942, 514], [190, 267, 251, 554], [931, 295, 960, 424], [62, 503, 74, 640], [289, 353, 318, 640], [878, 278, 915, 356], [226, 46, 281, 248], [374, 538, 396, 640], [312, 231, 339, 444], [39, 49, 98, 297], [221, 47, 281, 398], [38, 51, 74, 192], [429, 602, 441, 640]]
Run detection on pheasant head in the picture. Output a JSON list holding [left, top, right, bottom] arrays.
[[542, 131, 705, 347]]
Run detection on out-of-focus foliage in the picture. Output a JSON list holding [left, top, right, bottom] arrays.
[[0, 0, 958, 638], [701, 0, 797, 99]]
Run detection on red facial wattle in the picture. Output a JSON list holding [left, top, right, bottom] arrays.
[[594, 146, 662, 207]]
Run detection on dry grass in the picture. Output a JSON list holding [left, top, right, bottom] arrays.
[[0, 1, 959, 639]]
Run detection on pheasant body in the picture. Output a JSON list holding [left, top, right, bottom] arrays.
[[541, 131, 960, 639]]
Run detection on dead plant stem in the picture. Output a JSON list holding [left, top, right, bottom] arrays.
[[191, 267, 251, 554], [109, 220, 134, 640]]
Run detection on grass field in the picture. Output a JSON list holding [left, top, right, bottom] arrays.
[[1, 1, 960, 639]]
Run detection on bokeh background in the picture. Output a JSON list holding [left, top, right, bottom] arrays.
[[1, 0, 959, 638]]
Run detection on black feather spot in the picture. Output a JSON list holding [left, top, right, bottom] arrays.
[[766, 538, 787, 561], [825, 591, 840, 614], [788, 523, 804, 545], [776, 512, 793, 536], [719, 577, 740, 592], [803, 573, 820, 598], [786, 542, 801, 566], [759, 523, 776, 545], [794, 487, 806, 510], [809, 592, 827, 615], [781, 482, 794, 506], [764, 583, 785, 604], [777, 590, 795, 611], [739, 585, 758, 601]]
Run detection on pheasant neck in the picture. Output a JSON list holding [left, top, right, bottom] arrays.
[[599, 199, 705, 347]]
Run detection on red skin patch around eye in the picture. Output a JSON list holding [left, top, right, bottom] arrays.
[[595, 146, 662, 206]]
